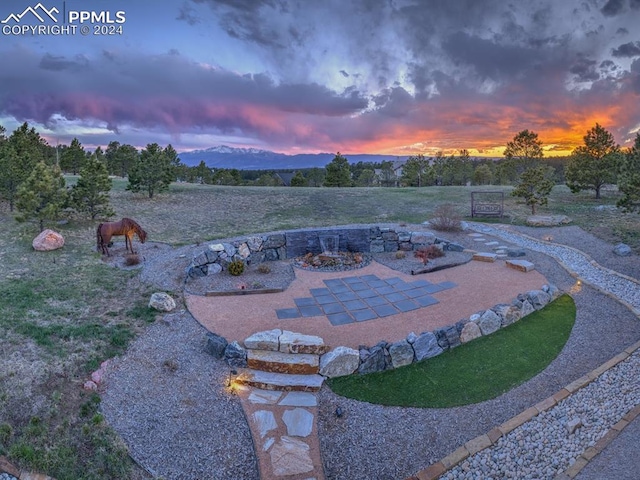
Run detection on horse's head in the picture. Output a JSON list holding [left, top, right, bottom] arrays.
[[138, 228, 147, 244]]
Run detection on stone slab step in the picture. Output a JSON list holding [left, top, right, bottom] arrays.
[[235, 368, 325, 392], [247, 350, 320, 375], [279, 330, 329, 355], [472, 252, 497, 262], [506, 259, 535, 272]]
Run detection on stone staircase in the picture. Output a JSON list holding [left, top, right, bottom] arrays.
[[235, 329, 329, 392]]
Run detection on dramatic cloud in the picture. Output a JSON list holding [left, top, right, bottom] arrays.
[[2, 0, 640, 154]]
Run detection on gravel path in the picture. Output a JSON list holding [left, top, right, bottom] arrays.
[[99, 224, 640, 480]]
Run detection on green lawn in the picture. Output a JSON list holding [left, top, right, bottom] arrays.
[[327, 295, 576, 407]]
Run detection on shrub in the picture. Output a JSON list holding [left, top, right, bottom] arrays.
[[124, 254, 141, 266], [257, 263, 271, 274], [414, 245, 445, 264], [429, 204, 462, 231], [227, 260, 245, 276], [395, 250, 406, 259]]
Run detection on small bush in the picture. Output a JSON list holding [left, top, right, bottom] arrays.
[[414, 245, 445, 264], [395, 250, 406, 259], [163, 358, 179, 373], [257, 263, 271, 274], [430, 204, 462, 232], [0, 422, 13, 446], [227, 260, 245, 276], [124, 254, 141, 266]]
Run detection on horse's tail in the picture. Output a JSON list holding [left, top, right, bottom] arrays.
[[96, 223, 104, 251]]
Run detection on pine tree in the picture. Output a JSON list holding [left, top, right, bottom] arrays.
[[71, 154, 114, 219], [126, 143, 173, 198], [290, 171, 308, 187], [511, 166, 555, 215], [324, 153, 352, 187], [617, 133, 640, 212], [0, 122, 51, 211], [16, 161, 67, 231], [60, 138, 86, 174], [401, 154, 433, 187], [565, 123, 621, 199]]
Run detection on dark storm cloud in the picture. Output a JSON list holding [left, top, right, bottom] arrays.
[[612, 41, 640, 57], [601, 0, 625, 16], [177, 2, 200, 26], [570, 56, 600, 82], [631, 0, 640, 9], [0, 48, 367, 135], [39, 53, 90, 71]]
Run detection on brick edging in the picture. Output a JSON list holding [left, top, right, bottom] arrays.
[[408, 339, 640, 480]]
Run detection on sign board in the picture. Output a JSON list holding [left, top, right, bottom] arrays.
[[471, 191, 504, 218]]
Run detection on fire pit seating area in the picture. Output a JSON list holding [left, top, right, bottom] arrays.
[[186, 225, 466, 278]]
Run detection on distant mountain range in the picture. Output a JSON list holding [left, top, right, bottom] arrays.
[[178, 146, 409, 170]]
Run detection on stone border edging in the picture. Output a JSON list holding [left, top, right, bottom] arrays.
[[477, 224, 640, 317], [407, 339, 640, 480], [0, 455, 55, 480]]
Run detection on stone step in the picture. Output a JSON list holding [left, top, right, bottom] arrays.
[[235, 369, 324, 392], [506, 259, 535, 272], [247, 350, 320, 375], [472, 252, 497, 262], [279, 330, 330, 355]]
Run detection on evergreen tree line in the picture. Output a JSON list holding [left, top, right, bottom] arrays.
[[1, 121, 639, 231]]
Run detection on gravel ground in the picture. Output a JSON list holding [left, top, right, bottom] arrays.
[[99, 224, 640, 480], [100, 310, 259, 480]]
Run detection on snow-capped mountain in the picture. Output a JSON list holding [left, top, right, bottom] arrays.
[[178, 145, 407, 170]]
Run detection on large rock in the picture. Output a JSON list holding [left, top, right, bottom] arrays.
[[520, 300, 535, 317], [412, 332, 443, 361], [460, 322, 482, 343], [32, 229, 64, 251], [149, 292, 176, 312], [205, 332, 228, 358], [493, 304, 521, 327], [224, 341, 247, 367], [319, 346, 359, 378], [477, 309, 501, 335], [279, 331, 329, 354], [410, 232, 436, 245], [527, 290, 551, 310], [358, 344, 388, 374], [388, 340, 415, 368], [245, 329, 282, 351], [525, 215, 571, 226], [613, 243, 632, 256]]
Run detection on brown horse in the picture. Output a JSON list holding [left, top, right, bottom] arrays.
[[96, 218, 147, 256]]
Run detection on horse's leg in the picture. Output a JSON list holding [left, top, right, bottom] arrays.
[[103, 232, 112, 256], [126, 232, 134, 254]]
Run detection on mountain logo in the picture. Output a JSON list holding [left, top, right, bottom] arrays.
[[1, 3, 59, 24]]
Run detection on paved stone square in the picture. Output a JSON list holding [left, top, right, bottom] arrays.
[[276, 274, 456, 325]]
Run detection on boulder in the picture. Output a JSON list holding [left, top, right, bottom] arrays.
[[613, 243, 632, 256], [478, 309, 501, 335], [444, 242, 465, 252], [32, 229, 64, 251], [279, 331, 329, 354], [493, 304, 521, 327], [193, 251, 209, 267], [224, 341, 247, 368], [209, 243, 225, 252], [410, 232, 436, 245], [358, 344, 388, 374], [319, 346, 359, 378], [413, 332, 443, 361], [460, 322, 482, 343], [406, 332, 418, 344], [388, 340, 415, 368], [205, 332, 228, 358], [525, 215, 571, 226], [245, 329, 282, 351], [246, 236, 263, 252], [506, 248, 527, 258], [238, 243, 251, 258], [527, 290, 551, 310], [149, 292, 176, 312], [520, 300, 535, 317], [207, 263, 222, 275]]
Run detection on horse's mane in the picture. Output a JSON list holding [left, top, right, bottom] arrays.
[[122, 217, 147, 241]]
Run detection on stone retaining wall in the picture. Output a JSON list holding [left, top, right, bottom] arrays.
[[206, 283, 562, 378], [187, 225, 465, 278]]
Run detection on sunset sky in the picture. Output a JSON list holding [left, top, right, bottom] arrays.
[[1, 0, 639, 157]]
